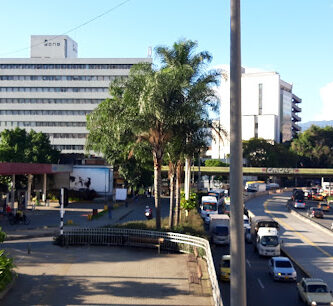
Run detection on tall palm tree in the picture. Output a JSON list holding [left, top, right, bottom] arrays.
[[156, 39, 225, 224]]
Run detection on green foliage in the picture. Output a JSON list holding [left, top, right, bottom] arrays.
[[0, 227, 6, 243], [0, 250, 15, 292], [180, 191, 198, 211], [205, 159, 228, 167], [0, 128, 60, 163], [243, 138, 298, 167], [291, 125, 333, 168]]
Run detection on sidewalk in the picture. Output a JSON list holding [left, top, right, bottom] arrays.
[[4, 199, 137, 241]]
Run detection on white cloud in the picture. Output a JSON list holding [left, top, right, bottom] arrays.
[[315, 82, 333, 120]]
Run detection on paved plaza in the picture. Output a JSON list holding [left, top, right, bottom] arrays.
[[2, 237, 213, 305]]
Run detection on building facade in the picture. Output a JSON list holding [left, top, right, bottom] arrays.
[[0, 35, 151, 154], [210, 66, 302, 159]]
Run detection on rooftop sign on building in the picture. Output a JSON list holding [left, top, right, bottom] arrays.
[[30, 35, 78, 59]]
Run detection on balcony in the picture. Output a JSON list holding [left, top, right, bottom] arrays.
[[292, 113, 301, 122], [292, 122, 301, 131], [292, 103, 301, 112]]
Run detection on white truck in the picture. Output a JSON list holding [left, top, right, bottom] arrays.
[[209, 214, 230, 245], [251, 216, 280, 256]]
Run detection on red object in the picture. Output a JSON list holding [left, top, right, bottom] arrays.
[[6, 206, 11, 213]]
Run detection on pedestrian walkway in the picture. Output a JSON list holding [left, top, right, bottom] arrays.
[[3, 198, 138, 241]]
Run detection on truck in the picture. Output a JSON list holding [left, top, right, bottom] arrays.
[[250, 216, 280, 256], [209, 214, 230, 245], [246, 182, 266, 192]]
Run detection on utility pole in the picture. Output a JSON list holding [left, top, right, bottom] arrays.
[[230, 1, 246, 306]]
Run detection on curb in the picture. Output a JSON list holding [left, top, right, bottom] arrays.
[[287, 204, 333, 238], [281, 246, 311, 278], [4, 207, 135, 241]]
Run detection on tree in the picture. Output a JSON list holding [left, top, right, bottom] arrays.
[[243, 138, 297, 167], [205, 159, 229, 167], [291, 125, 333, 168], [0, 128, 59, 163], [87, 62, 189, 229], [156, 39, 222, 226]]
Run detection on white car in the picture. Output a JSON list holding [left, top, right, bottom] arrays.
[[268, 257, 297, 281], [294, 200, 306, 209]]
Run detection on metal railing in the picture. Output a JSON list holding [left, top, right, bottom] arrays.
[[62, 227, 222, 306]]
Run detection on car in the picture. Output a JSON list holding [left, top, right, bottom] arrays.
[[294, 199, 306, 209], [307, 207, 324, 218], [312, 193, 325, 201], [318, 202, 330, 212], [268, 257, 297, 281], [244, 224, 251, 243], [243, 215, 250, 227], [297, 278, 333, 305], [219, 255, 230, 281]]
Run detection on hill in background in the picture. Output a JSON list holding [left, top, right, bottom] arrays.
[[299, 120, 333, 131]]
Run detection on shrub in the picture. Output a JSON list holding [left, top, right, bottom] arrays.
[[0, 250, 15, 292]]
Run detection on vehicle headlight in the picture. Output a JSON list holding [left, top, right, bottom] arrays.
[[311, 301, 317, 306], [330, 302, 333, 306], [277, 273, 281, 276]]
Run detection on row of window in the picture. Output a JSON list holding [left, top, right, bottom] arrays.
[[0, 87, 108, 92], [0, 98, 101, 104], [0, 110, 91, 115], [0, 121, 86, 127], [53, 145, 84, 150], [50, 133, 87, 139], [0, 75, 126, 81], [0, 64, 133, 70]]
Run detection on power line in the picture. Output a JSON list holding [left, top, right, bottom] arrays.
[[0, 0, 131, 57]]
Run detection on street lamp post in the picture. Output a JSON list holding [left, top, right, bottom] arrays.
[[230, 1, 246, 306]]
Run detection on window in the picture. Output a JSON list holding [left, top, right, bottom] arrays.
[[258, 83, 263, 115]]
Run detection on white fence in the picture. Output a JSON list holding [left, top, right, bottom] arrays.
[[63, 227, 223, 306]]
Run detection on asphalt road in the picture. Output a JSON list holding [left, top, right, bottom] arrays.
[[289, 198, 333, 230], [118, 197, 171, 224], [210, 193, 308, 306]]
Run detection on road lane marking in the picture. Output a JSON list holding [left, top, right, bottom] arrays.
[[246, 259, 251, 268], [264, 200, 333, 261], [257, 278, 264, 289]]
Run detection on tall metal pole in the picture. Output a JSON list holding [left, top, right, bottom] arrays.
[[230, 0, 246, 305]]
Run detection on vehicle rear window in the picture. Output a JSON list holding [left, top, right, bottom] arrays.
[[215, 226, 229, 235], [203, 203, 217, 211], [275, 260, 292, 268], [221, 259, 230, 268], [307, 284, 328, 293]]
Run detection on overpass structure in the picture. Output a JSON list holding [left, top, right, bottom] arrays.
[[162, 166, 333, 177]]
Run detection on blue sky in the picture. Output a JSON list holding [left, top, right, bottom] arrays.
[[1, 0, 333, 123]]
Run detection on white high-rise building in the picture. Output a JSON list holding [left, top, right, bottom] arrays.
[[0, 35, 152, 154], [210, 66, 301, 159]]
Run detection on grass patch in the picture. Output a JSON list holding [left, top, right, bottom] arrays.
[[108, 208, 208, 239]]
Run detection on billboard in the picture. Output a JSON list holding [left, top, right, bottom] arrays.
[[70, 166, 113, 194]]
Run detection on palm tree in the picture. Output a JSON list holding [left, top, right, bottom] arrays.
[[156, 39, 225, 225]]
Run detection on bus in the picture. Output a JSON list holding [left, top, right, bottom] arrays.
[[200, 196, 224, 219]]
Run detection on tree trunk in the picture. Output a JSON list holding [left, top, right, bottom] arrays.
[[168, 167, 175, 229], [153, 155, 162, 229], [184, 157, 191, 200], [174, 160, 182, 226]]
